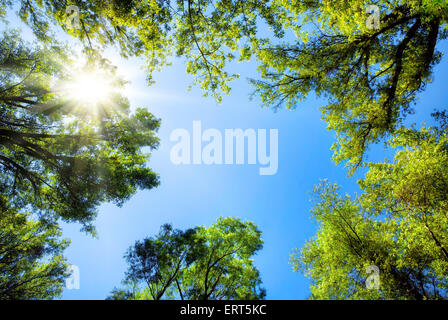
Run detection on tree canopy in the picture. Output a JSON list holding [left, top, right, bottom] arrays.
[[109, 217, 266, 300], [0, 195, 69, 300], [292, 116, 448, 299], [0, 0, 447, 301], [252, 0, 448, 170], [5, 0, 284, 101], [5, 0, 447, 170], [0, 29, 160, 233]]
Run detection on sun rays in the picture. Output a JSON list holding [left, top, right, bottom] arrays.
[[62, 70, 116, 111], [67, 71, 114, 105], [54, 65, 128, 121]]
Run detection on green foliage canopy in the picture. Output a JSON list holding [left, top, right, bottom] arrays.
[[292, 118, 448, 299], [253, 0, 448, 171], [4, 0, 284, 101], [0, 30, 160, 233], [0, 195, 69, 300], [109, 217, 265, 300], [5, 0, 447, 170]]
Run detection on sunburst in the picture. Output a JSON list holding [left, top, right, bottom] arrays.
[[65, 71, 114, 106]]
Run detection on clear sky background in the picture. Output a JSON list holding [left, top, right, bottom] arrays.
[[6, 9, 448, 300]]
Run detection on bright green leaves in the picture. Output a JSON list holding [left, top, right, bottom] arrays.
[[5, 1, 446, 170], [173, 0, 283, 101], [182, 217, 265, 300], [293, 123, 448, 299], [422, 0, 448, 20], [290, 68, 448, 299], [360, 124, 448, 220], [110, 217, 265, 300], [2, 0, 285, 101], [291, 181, 388, 299], [253, 0, 447, 172], [0, 196, 70, 300], [0, 6, 162, 299]]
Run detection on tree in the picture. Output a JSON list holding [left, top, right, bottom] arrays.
[[292, 118, 448, 299], [109, 217, 265, 300], [6, 1, 447, 170], [0, 29, 160, 233], [181, 217, 265, 300], [4, 0, 284, 102], [252, 0, 448, 171], [0, 195, 70, 300], [120, 223, 203, 300]]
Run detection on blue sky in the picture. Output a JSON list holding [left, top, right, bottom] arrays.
[[60, 40, 448, 299], [6, 10, 448, 300], [59, 53, 361, 300]]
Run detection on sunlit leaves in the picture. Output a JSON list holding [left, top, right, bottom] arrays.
[[5, 0, 447, 170], [253, 0, 447, 171], [0, 31, 160, 233], [293, 123, 448, 299], [110, 217, 265, 300], [1, 0, 285, 101]]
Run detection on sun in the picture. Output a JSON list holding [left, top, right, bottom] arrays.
[[65, 71, 114, 106]]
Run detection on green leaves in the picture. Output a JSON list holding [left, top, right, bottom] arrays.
[[252, 1, 447, 171], [2, 0, 285, 101], [110, 217, 265, 300], [4, 1, 446, 170], [182, 217, 265, 300], [293, 122, 448, 299], [1, 0, 446, 300], [0, 31, 160, 233], [0, 196, 70, 300]]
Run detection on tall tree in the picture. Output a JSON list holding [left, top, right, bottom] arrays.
[[0, 29, 160, 233], [292, 117, 448, 299], [0, 195, 69, 300], [181, 217, 265, 300], [109, 217, 265, 300]]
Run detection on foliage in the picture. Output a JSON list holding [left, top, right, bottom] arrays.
[[0, 29, 160, 233], [109, 217, 265, 300], [292, 120, 448, 299], [1, 0, 447, 300], [0, 195, 70, 300], [252, 0, 447, 171], [123, 223, 203, 300], [4, 0, 447, 170], [3, 0, 284, 102]]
